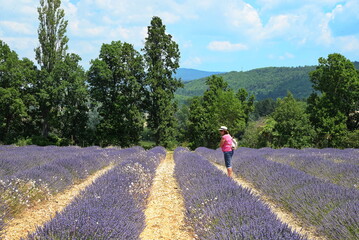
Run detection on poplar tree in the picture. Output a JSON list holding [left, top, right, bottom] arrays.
[[35, 0, 68, 73], [142, 16, 182, 147], [34, 0, 69, 137]]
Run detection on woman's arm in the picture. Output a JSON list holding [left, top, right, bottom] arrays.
[[219, 136, 225, 148]]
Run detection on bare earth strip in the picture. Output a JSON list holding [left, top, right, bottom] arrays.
[[213, 163, 327, 240], [1, 164, 115, 240], [140, 152, 195, 240]]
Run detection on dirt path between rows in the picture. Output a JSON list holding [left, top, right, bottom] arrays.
[[213, 163, 326, 240], [1, 164, 115, 240], [140, 151, 195, 240]]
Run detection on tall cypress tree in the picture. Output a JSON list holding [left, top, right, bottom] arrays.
[[34, 0, 69, 137], [142, 16, 183, 147]]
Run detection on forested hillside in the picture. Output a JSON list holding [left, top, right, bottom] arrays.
[[176, 62, 359, 101], [176, 66, 315, 101]]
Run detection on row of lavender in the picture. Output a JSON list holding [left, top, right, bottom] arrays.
[[26, 146, 166, 239], [174, 148, 306, 239], [196, 147, 359, 240], [0, 145, 143, 235], [264, 148, 359, 189]]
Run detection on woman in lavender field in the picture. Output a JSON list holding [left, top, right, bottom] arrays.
[[219, 126, 234, 177]]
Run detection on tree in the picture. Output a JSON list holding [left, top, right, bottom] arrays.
[[239, 118, 267, 148], [54, 53, 89, 145], [34, 0, 69, 137], [270, 92, 314, 148], [187, 97, 208, 149], [175, 103, 190, 144], [35, 0, 68, 73], [88, 41, 146, 147], [252, 98, 277, 120], [0, 40, 37, 143], [236, 88, 255, 128], [142, 16, 182, 147], [187, 75, 249, 149], [308, 53, 359, 147]]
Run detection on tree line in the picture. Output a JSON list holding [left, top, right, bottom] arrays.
[[180, 53, 358, 149], [239, 53, 359, 149], [1, 0, 358, 149], [0, 0, 181, 148]]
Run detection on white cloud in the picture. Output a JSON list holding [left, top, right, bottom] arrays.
[[1, 36, 38, 62], [223, 0, 358, 51], [1, 0, 358, 71], [269, 52, 295, 60], [337, 36, 359, 52], [264, 15, 293, 38], [225, 2, 263, 39], [0, 21, 34, 35], [109, 26, 147, 47], [208, 41, 248, 51], [181, 56, 202, 68], [157, 11, 181, 24], [256, 0, 343, 11]]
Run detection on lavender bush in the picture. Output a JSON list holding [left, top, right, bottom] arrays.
[[0, 145, 145, 233], [265, 148, 359, 189], [302, 148, 359, 165], [196, 147, 359, 240], [26, 146, 165, 240], [174, 147, 305, 240]]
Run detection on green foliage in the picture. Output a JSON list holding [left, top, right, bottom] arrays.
[[239, 118, 267, 148], [252, 98, 277, 120], [187, 97, 208, 149], [2, 1, 359, 150], [259, 117, 278, 148], [53, 53, 89, 144], [0, 88, 27, 143], [35, 0, 68, 73], [236, 88, 254, 125], [0, 40, 37, 143], [175, 104, 190, 143], [88, 41, 146, 147], [176, 66, 316, 101], [342, 130, 359, 148], [35, 0, 69, 137], [308, 53, 359, 147], [270, 92, 315, 148], [186, 75, 250, 150], [142, 16, 182, 147]]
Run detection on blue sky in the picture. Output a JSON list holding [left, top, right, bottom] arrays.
[[1, 0, 359, 72]]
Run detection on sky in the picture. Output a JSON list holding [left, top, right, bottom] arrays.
[[1, 0, 359, 72]]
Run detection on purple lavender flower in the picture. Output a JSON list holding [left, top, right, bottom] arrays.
[[196, 147, 359, 239], [174, 148, 305, 240], [26, 147, 163, 239]]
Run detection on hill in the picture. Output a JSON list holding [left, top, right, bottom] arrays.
[[176, 62, 359, 103], [174, 68, 224, 82]]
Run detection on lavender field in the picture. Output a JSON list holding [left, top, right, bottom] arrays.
[[196, 147, 359, 240], [0, 145, 358, 240]]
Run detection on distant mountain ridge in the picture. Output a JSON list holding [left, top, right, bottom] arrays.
[[175, 68, 224, 82], [176, 61, 359, 103]]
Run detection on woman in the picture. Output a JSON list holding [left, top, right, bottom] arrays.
[[219, 126, 234, 177]]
